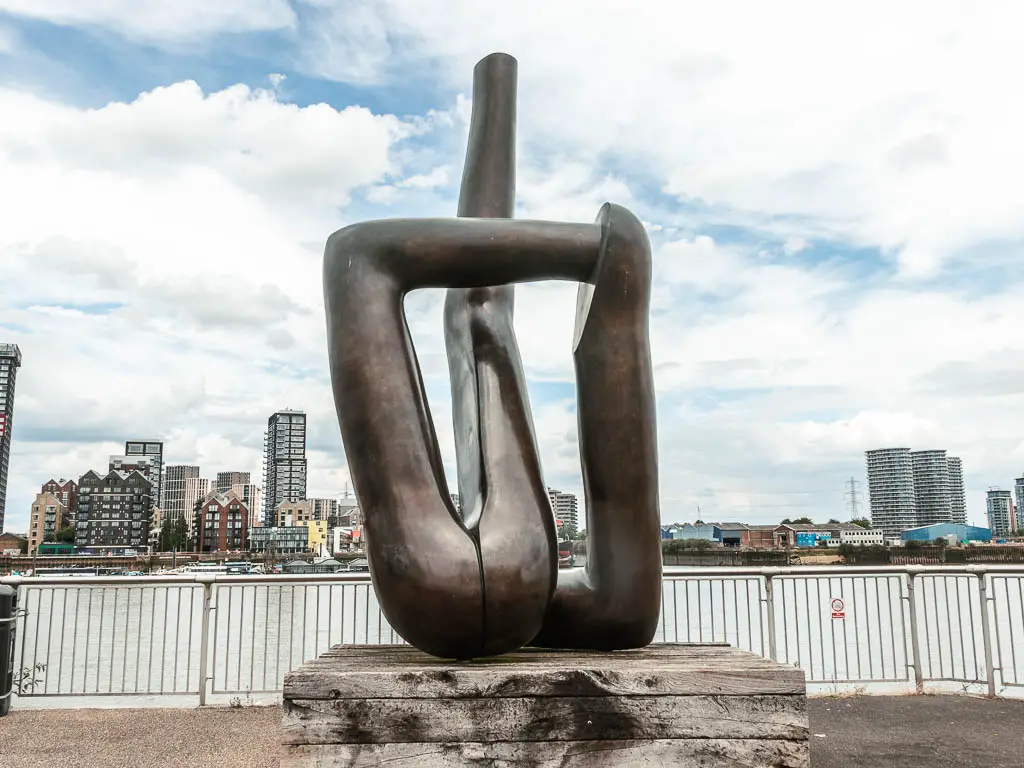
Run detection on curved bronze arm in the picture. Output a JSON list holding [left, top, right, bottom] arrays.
[[534, 203, 662, 650], [324, 216, 601, 659]]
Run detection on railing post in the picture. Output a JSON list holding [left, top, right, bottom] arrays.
[[196, 574, 216, 706], [905, 565, 924, 693], [0, 584, 17, 716], [969, 566, 997, 697], [763, 568, 779, 661]]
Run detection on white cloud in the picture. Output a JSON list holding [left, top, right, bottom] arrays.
[[0, 79, 433, 530], [783, 238, 807, 256], [1, 82, 411, 208], [365, 164, 451, 204], [0, 0, 296, 40], [0, 19, 17, 52], [294, 0, 393, 85], [293, 0, 1024, 278]]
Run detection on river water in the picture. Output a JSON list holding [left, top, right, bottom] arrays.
[[9, 569, 1024, 705]]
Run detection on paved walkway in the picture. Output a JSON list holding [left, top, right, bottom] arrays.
[[810, 695, 1024, 768], [0, 706, 281, 768], [0, 695, 1021, 767]]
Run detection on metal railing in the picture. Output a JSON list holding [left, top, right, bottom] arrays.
[[2, 564, 1022, 707]]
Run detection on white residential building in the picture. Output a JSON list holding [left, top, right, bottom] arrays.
[[162, 465, 200, 524], [867, 447, 967, 535], [547, 488, 579, 535], [1014, 474, 1024, 533], [911, 449, 952, 527], [866, 448, 917, 536], [986, 489, 1014, 538], [948, 456, 967, 524], [183, 476, 211, 537], [839, 528, 885, 546]]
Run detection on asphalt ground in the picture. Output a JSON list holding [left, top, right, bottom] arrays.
[[809, 695, 1024, 768], [0, 695, 1021, 767]]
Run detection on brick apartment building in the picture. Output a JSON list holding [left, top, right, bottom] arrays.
[[194, 491, 249, 553], [40, 478, 78, 518]]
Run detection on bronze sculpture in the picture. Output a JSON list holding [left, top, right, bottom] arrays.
[[324, 53, 662, 660]]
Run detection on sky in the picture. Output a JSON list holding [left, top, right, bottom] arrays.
[[2, 0, 1024, 533]]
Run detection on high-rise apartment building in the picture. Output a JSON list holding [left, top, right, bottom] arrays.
[[262, 410, 307, 524], [911, 450, 952, 527], [123, 441, 164, 507], [866, 448, 918, 536], [0, 343, 22, 531], [948, 456, 967, 525], [986, 489, 1014, 538], [216, 471, 251, 493], [547, 488, 579, 535], [28, 492, 66, 555], [1015, 474, 1024, 533], [76, 469, 153, 549], [867, 447, 969, 535], [40, 478, 78, 518], [162, 465, 200, 524]]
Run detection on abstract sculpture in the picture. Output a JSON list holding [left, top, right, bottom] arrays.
[[324, 53, 662, 660]]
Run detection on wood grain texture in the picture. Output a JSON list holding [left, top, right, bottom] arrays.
[[280, 644, 810, 766], [280, 739, 811, 768], [283, 644, 805, 700], [282, 694, 808, 745]]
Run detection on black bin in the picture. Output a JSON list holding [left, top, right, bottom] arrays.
[[0, 585, 16, 716]]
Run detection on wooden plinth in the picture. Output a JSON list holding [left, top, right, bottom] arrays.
[[281, 644, 810, 767]]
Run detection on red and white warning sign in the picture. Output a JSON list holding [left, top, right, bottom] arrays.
[[831, 598, 846, 620]]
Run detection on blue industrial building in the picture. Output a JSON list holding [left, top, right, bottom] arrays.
[[795, 531, 832, 547], [901, 523, 992, 544]]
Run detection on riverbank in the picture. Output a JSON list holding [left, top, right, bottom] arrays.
[[0, 695, 1020, 767]]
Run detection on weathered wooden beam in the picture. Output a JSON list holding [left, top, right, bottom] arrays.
[[280, 644, 811, 768], [281, 739, 811, 768], [283, 694, 807, 745], [284, 643, 805, 700]]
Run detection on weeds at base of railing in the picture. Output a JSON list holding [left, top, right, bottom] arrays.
[[14, 663, 46, 693], [832, 685, 869, 698]]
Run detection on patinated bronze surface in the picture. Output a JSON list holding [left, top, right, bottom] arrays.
[[324, 53, 662, 660]]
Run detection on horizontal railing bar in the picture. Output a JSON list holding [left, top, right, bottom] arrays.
[[0, 573, 378, 587], [17, 691, 200, 698], [667, 565, 1024, 577], [4, 564, 1022, 588]]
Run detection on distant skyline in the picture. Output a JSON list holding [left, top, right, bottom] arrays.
[[3, 2, 1024, 531]]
